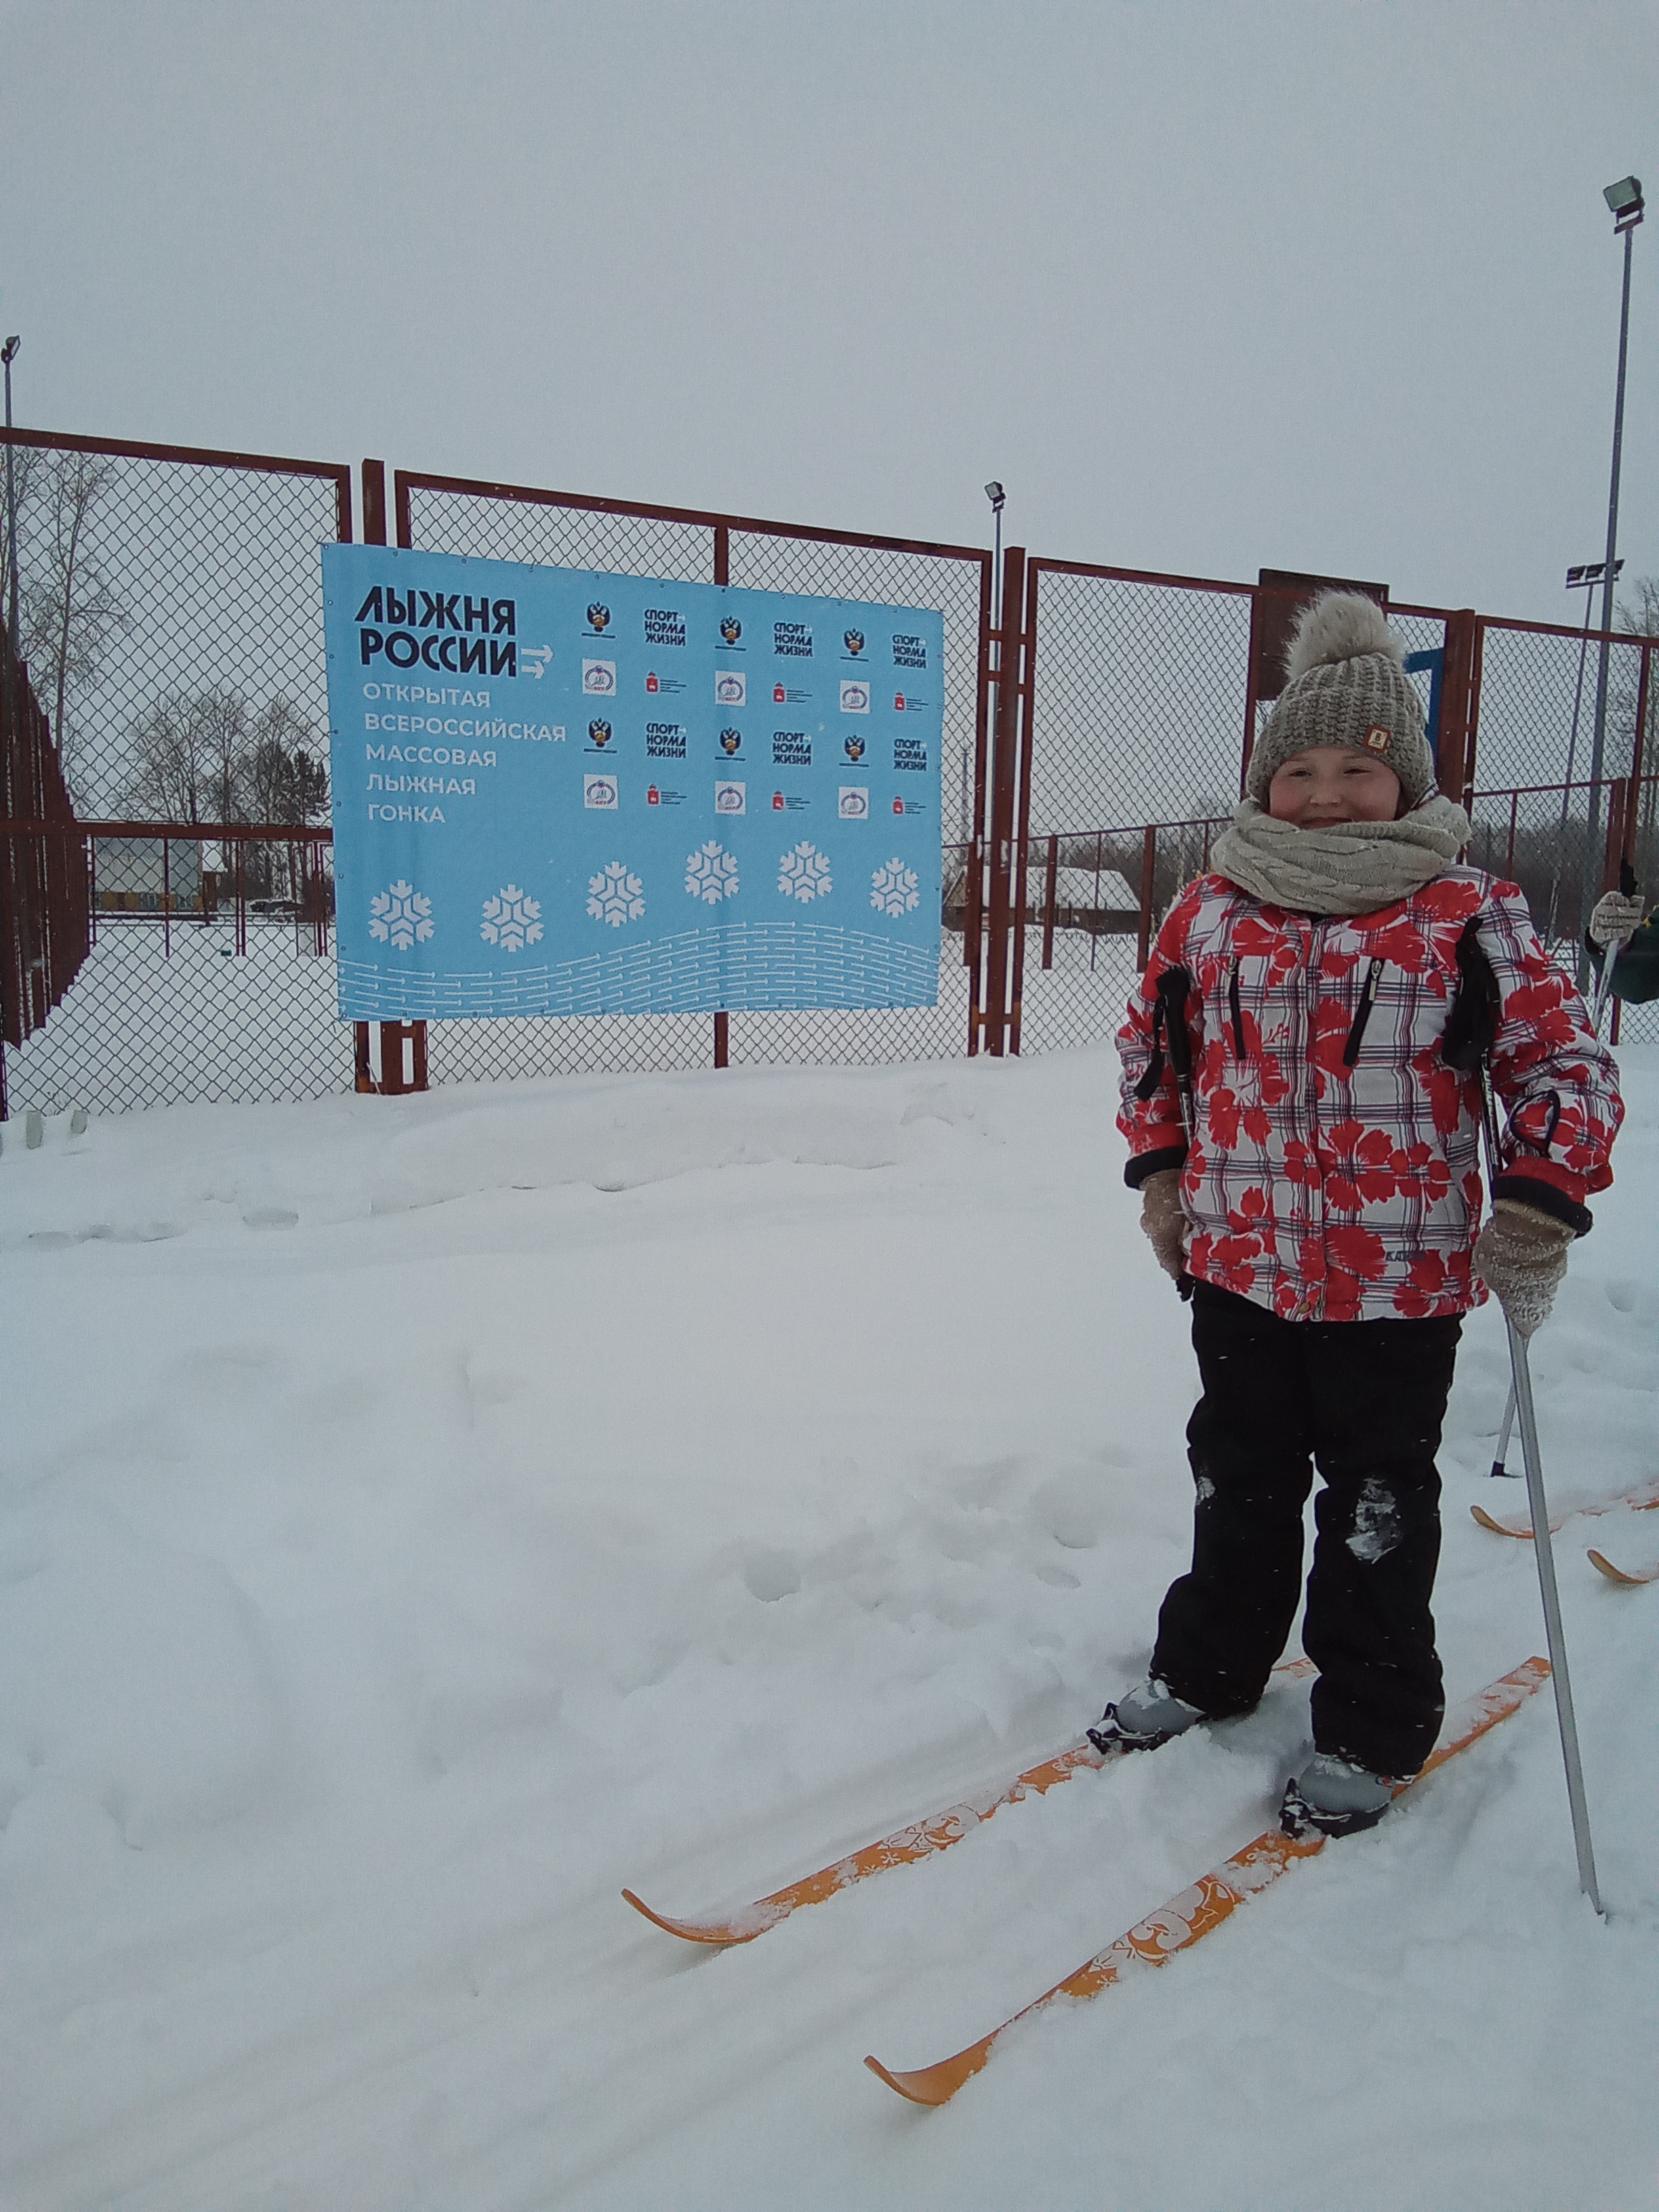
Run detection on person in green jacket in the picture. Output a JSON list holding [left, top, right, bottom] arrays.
[[1588, 886, 1659, 1004]]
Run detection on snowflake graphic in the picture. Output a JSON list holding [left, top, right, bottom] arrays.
[[777, 842, 833, 903], [368, 880, 434, 950], [869, 858, 920, 918], [685, 840, 739, 905], [587, 860, 646, 928], [480, 884, 544, 951]]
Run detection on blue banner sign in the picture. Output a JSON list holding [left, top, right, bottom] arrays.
[[321, 547, 944, 1019]]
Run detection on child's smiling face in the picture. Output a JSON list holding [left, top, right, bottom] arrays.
[[1267, 744, 1403, 827]]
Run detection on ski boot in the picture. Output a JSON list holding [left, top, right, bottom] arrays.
[[1279, 1750, 1408, 1839], [1088, 1675, 1206, 1754]]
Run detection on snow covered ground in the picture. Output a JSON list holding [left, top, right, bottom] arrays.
[[1, 1043, 1655, 2211]]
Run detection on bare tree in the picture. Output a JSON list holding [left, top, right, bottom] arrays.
[[243, 698, 328, 825], [0, 441, 41, 638], [122, 688, 248, 823], [14, 453, 127, 801]]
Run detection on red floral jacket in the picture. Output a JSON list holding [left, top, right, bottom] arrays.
[[1117, 867, 1623, 1322]]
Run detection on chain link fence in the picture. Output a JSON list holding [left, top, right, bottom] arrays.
[[4, 437, 1654, 1115], [0, 431, 346, 1114], [1467, 770, 1658, 1044], [1024, 563, 1252, 834], [6, 827, 343, 1113], [0, 430, 348, 821]]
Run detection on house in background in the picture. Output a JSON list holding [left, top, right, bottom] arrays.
[[94, 837, 204, 913]]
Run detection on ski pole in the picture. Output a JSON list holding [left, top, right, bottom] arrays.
[[1479, 1074, 1604, 1915], [1489, 1383, 1517, 1479], [1502, 1318, 1602, 1914]]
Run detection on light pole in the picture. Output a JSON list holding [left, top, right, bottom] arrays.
[[979, 481, 1006, 844], [2, 335, 19, 657], [985, 478, 1006, 620], [1551, 558, 1622, 958], [1586, 178, 1643, 882]]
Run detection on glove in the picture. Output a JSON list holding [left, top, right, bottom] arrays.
[[1139, 1168, 1188, 1282], [1589, 889, 1643, 949], [1473, 1199, 1573, 1338]]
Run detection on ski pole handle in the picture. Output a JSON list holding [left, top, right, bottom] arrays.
[[1589, 857, 1639, 1038]]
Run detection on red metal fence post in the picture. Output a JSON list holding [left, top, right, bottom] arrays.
[[1136, 825, 1158, 971], [362, 459, 387, 547], [1041, 831, 1059, 970], [713, 524, 730, 1065], [964, 557, 994, 1052], [1438, 611, 1479, 806], [1630, 643, 1652, 794], [1240, 592, 1263, 794], [375, 460, 431, 1084], [980, 545, 1026, 1056], [379, 1023, 407, 1095], [1007, 557, 1038, 1054]]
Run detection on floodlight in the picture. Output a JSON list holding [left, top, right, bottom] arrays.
[[984, 481, 1004, 510], [1565, 558, 1623, 588], [1, 337, 17, 365], [1604, 176, 1643, 232]]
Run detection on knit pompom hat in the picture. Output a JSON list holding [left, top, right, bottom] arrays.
[[1246, 592, 1435, 809]]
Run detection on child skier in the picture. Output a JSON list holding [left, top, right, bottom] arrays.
[[1096, 592, 1623, 1837]]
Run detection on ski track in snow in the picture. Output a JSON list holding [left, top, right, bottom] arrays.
[[1, 1044, 1656, 2211]]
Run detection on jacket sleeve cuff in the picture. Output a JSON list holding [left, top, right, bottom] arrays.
[[1125, 1144, 1188, 1191], [1492, 1172, 1594, 1238]]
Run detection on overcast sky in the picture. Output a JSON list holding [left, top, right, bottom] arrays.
[[3, 1, 1656, 625]]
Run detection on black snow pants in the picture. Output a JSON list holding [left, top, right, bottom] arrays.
[[1150, 1279, 1462, 1779]]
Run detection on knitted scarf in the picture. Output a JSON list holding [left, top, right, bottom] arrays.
[[1209, 794, 1472, 918]]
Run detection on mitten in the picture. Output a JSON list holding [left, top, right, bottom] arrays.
[[1589, 889, 1644, 948], [1473, 1198, 1574, 1337], [1139, 1168, 1187, 1282]]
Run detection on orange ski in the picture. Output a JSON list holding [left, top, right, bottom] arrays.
[[1587, 1548, 1659, 1586], [865, 1656, 1550, 2108], [1471, 1477, 1659, 1540], [624, 1658, 1316, 1946]]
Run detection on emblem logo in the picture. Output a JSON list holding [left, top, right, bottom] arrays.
[[844, 735, 865, 762], [714, 780, 746, 815], [582, 659, 617, 695], [838, 786, 869, 819], [840, 680, 870, 715], [720, 729, 742, 756], [773, 681, 786, 703], [588, 718, 612, 747], [583, 773, 618, 810], [1364, 724, 1392, 754], [716, 670, 746, 705], [586, 602, 611, 632], [844, 629, 865, 656], [648, 785, 660, 804], [720, 615, 742, 645], [772, 790, 785, 812], [646, 672, 659, 693]]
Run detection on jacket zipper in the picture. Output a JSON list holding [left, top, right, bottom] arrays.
[[1341, 958, 1385, 1068]]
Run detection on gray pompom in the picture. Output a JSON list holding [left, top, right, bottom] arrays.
[[1285, 592, 1401, 681]]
